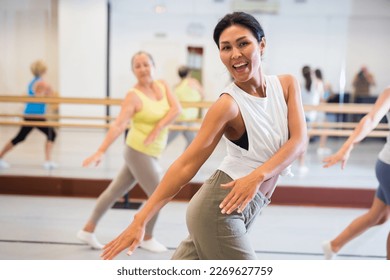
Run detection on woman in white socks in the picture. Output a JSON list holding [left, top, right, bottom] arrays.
[[322, 87, 390, 260], [101, 12, 306, 260], [77, 51, 181, 252]]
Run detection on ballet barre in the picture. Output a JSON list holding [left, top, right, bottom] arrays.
[[0, 95, 213, 108], [0, 95, 388, 137], [308, 121, 389, 130], [0, 95, 381, 112]]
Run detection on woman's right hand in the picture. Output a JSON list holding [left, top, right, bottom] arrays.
[[322, 145, 353, 169], [101, 219, 146, 260], [82, 151, 104, 167]]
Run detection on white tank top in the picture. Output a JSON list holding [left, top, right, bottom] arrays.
[[378, 112, 390, 164], [218, 75, 292, 180], [301, 83, 321, 122]]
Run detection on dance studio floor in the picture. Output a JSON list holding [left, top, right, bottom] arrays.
[[0, 195, 388, 260], [0, 126, 388, 260]]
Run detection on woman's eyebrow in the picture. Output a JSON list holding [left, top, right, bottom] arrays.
[[220, 36, 248, 45]]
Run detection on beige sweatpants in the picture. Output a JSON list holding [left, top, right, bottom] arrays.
[[172, 170, 270, 260]]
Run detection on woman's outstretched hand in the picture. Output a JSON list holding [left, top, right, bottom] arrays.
[[323, 146, 353, 170], [100, 221, 145, 260], [82, 151, 104, 167]]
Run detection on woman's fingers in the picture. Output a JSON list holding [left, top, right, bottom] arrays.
[[100, 224, 144, 260], [82, 154, 101, 167], [238, 197, 252, 213], [220, 179, 258, 214], [223, 196, 241, 214], [82, 158, 91, 167], [322, 155, 338, 168], [341, 159, 348, 170], [220, 181, 235, 189], [323, 154, 348, 170], [101, 238, 125, 260], [219, 181, 236, 212], [126, 240, 139, 256], [220, 183, 245, 214]]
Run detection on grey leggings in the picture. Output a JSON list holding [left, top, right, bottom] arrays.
[[172, 170, 270, 260], [89, 146, 162, 236], [167, 122, 197, 148]]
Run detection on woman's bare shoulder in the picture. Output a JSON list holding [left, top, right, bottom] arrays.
[[123, 89, 141, 103], [208, 93, 239, 121], [277, 74, 297, 85], [276, 74, 299, 100]]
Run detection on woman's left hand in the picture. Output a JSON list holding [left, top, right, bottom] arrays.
[[144, 126, 161, 146], [219, 174, 262, 214]]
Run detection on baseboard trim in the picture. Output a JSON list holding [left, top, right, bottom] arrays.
[[0, 175, 375, 208]]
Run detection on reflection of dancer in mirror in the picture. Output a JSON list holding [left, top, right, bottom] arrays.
[[0, 60, 57, 170], [314, 68, 333, 156], [322, 87, 390, 260], [352, 66, 376, 100], [77, 51, 181, 252], [167, 66, 204, 149], [101, 12, 306, 260], [297, 65, 321, 175]]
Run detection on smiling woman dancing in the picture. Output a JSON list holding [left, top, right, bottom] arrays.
[[101, 12, 306, 260]]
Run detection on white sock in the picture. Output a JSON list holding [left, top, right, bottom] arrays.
[[139, 238, 167, 253], [322, 240, 336, 260], [43, 161, 58, 170], [0, 159, 10, 169], [77, 230, 104, 250]]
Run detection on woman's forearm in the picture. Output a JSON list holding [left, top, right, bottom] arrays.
[[341, 115, 376, 153], [157, 106, 181, 129], [132, 158, 197, 227], [97, 122, 126, 153], [252, 135, 306, 181]]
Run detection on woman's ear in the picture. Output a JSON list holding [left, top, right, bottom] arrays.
[[260, 37, 266, 57]]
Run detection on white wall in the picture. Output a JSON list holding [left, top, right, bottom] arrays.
[[262, 0, 351, 95], [58, 0, 107, 121], [108, 0, 390, 104], [345, 0, 390, 95], [2, 0, 390, 119], [109, 0, 231, 116]]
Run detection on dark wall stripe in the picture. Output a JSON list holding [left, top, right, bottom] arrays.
[[0, 175, 375, 208]]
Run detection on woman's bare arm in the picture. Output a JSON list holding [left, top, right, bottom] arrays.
[[101, 94, 238, 260], [82, 92, 139, 167], [323, 87, 390, 169]]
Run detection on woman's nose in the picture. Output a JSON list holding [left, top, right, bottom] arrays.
[[231, 47, 241, 59]]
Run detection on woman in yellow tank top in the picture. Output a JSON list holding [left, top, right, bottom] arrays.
[[167, 66, 204, 149], [77, 51, 181, 252]]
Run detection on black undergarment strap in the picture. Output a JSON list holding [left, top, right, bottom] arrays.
[[231, 130, 248, 150]]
